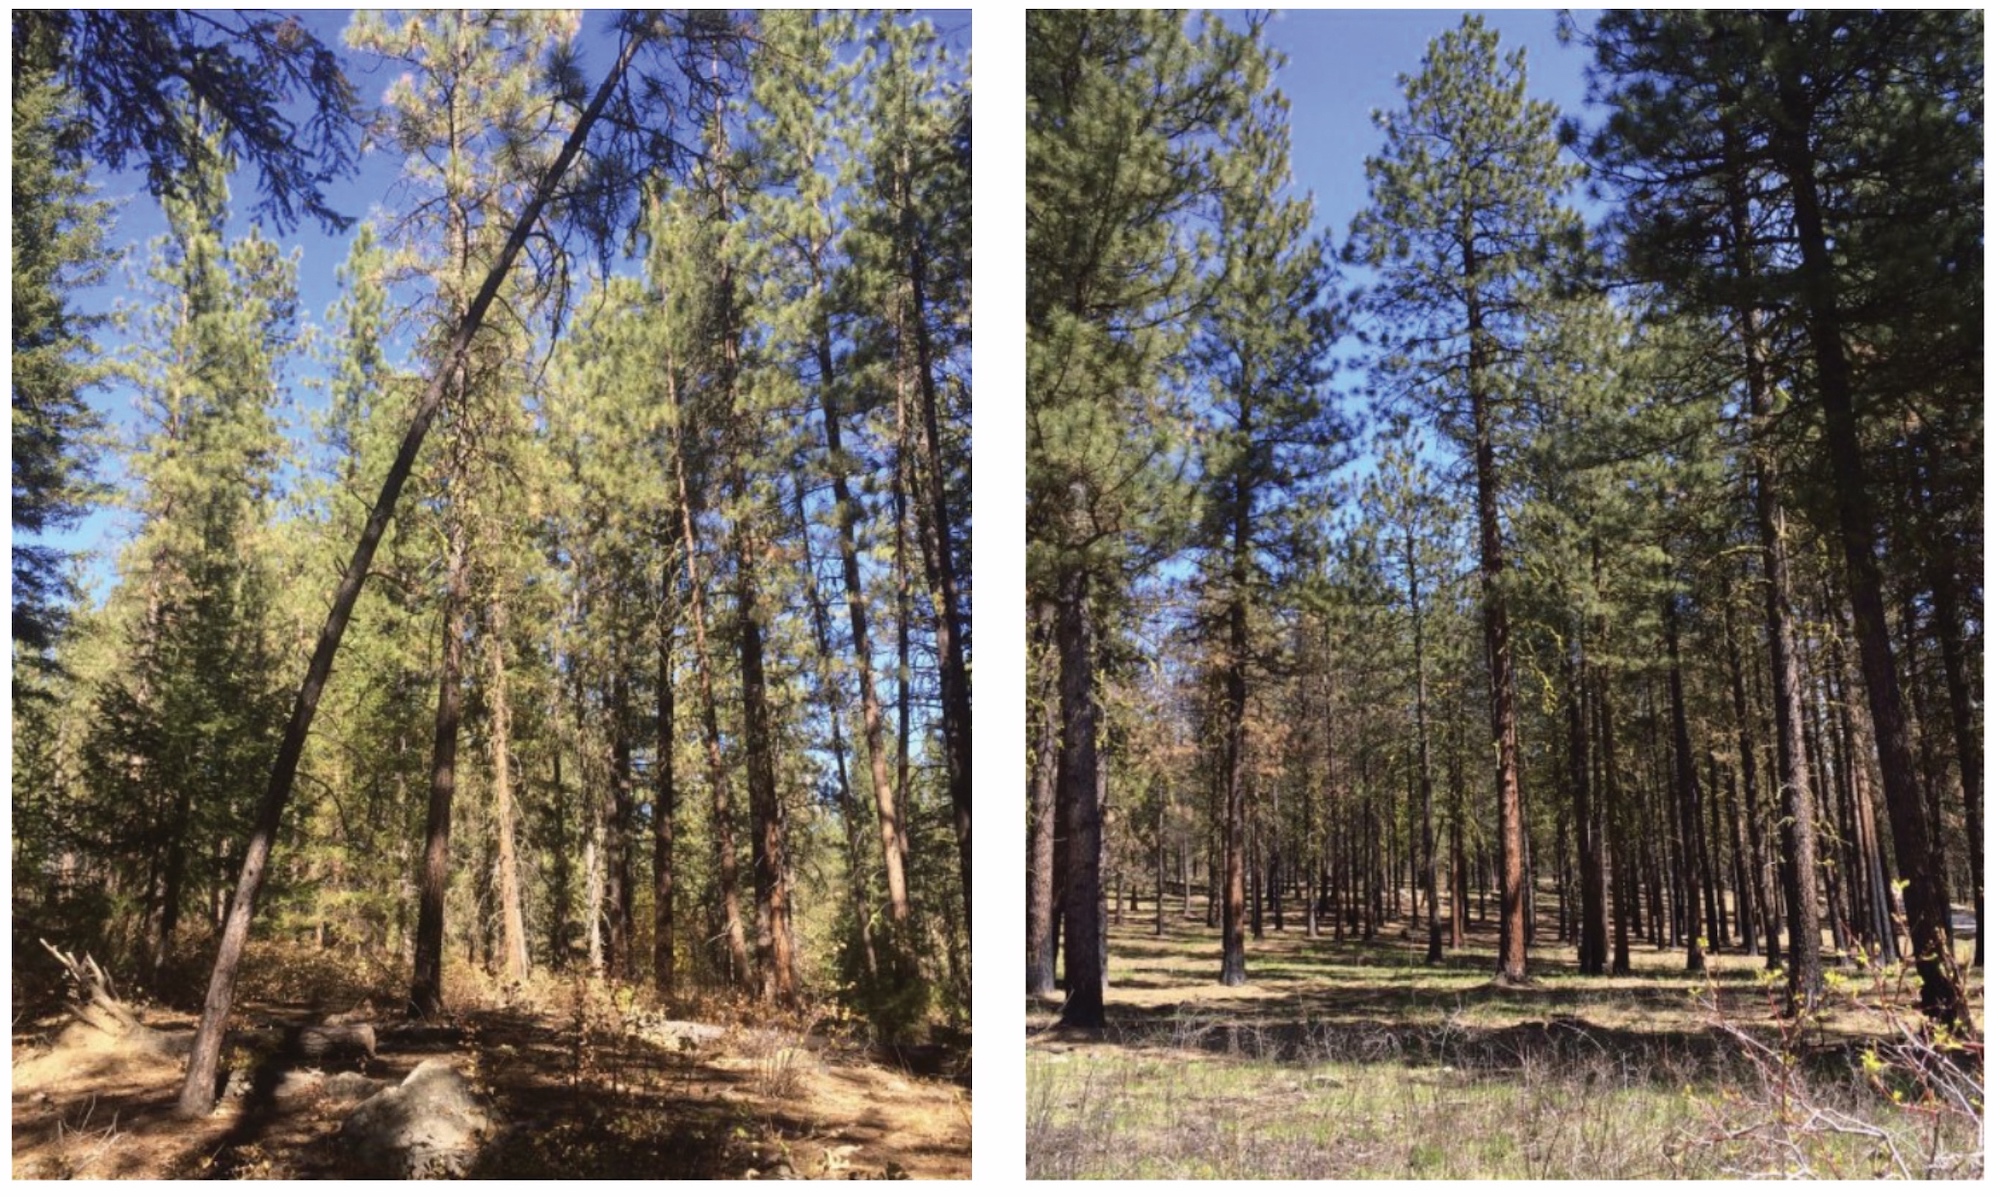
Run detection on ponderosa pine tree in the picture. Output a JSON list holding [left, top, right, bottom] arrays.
[[854, 13, 974, 935], [743, 12, 911, 938], [1027, 9, 1265, 1028], [345, 8, 580, 1019], [1192, 65, 1342, 986], [1361, 434, 1455, 966], [1347, 15, 1585, 985]]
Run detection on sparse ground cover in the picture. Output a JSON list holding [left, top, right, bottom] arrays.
[[1027, 900, 1982, 1179], [13, 947, 970, 1180]]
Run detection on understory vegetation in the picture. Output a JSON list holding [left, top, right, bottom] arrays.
[[1026, 910, 1982, 1180]]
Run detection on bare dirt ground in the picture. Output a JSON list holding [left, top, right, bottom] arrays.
[[14, 994, 969, 1180]]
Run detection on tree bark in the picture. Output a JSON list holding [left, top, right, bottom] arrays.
[[1568, 634, 1605, 975], [487, 598, 529, 985], [410, 519, 468, 1021], [652, 565, 678, 996], [1028, 603, 1059, 993], [1056, 559, 1103, 1029], [1464, 248, 1527, 984], [736, 530, 796, 1004], [1664, 595, 1705, 972], [896, 154, 972, 938], [669, 372, 752, 989], [1219, 465, 1252, 987]]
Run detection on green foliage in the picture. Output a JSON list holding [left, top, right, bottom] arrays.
[[835, 915, 930, 1044], [11, 43, 113, 692]]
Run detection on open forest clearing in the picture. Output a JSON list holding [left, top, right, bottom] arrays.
[[14, 10, 969, 1179], [1026, 902, 1981, 1180], [1028, 9, 1982, 1179]]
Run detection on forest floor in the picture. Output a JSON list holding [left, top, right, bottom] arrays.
[[12, 951, 969, 1180], [1026, 895, 1983, 1180]]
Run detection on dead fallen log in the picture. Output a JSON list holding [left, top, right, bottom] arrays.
[[237, 1022, 378, 1063]]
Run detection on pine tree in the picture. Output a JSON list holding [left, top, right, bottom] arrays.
[[1577, 8, 1977, 1025], [1191, 65, 1342, 986], [1026, 7, 1258, 1030], [96, 120, 296, 983], [1347, 15, 1585, 984], [178, 18, 662, 1116], [12, 26, 112, 701]]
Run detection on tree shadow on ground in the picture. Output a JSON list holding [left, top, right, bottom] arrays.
[[1032, 899, 1977, 1095]]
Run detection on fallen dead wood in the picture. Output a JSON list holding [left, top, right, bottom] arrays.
[[235, 1022, 378, 1063], [38, 939, 181, 1057]]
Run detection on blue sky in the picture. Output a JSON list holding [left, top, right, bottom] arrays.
[[1255, 9, 1602, 511], [1262, 8, 1593, 240]]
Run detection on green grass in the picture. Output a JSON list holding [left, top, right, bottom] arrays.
[[1027, 899, 1983, 1179]]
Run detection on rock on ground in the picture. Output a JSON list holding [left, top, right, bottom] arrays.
[[337, 1059, 494, 1179]]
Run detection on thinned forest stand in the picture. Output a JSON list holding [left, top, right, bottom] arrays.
[[173, 25, 651, 1119]]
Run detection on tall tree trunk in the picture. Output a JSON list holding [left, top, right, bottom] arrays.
[[1568, 634, 1605, 975], [1595, 673, 1633, 976], [549, 745, 570, 968], [1219, 474, 1252, 986], [1056, 558, 1103, 1029], [411, 519, 469, 1020], [1722, 111, 1824, 1012], [815, 328, 909, 925], [487, 597, 529, 984], [1769, 44, 1966, 1026], [896, 156, 972, 937], [1410, 528, 1444, 965], [1028, 604, 1059, 994], [607, 677, 635, 980], [670, 377, 752, 989], [1464, 250, 1527, 984], [653, 560, 678, 996], [736, 530, 796, 1004], [175, 32, 647, 1116], [1724, 598, 1784, 967], [790, 476, 877, 982], [1918, 438, 1982, 966]]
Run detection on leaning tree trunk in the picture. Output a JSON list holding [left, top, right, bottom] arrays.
[[175, 33, 649, 1117], [815, 327, 909, 927]]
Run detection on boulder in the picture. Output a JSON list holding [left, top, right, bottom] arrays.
[[338, 1059, 493, 1178]]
